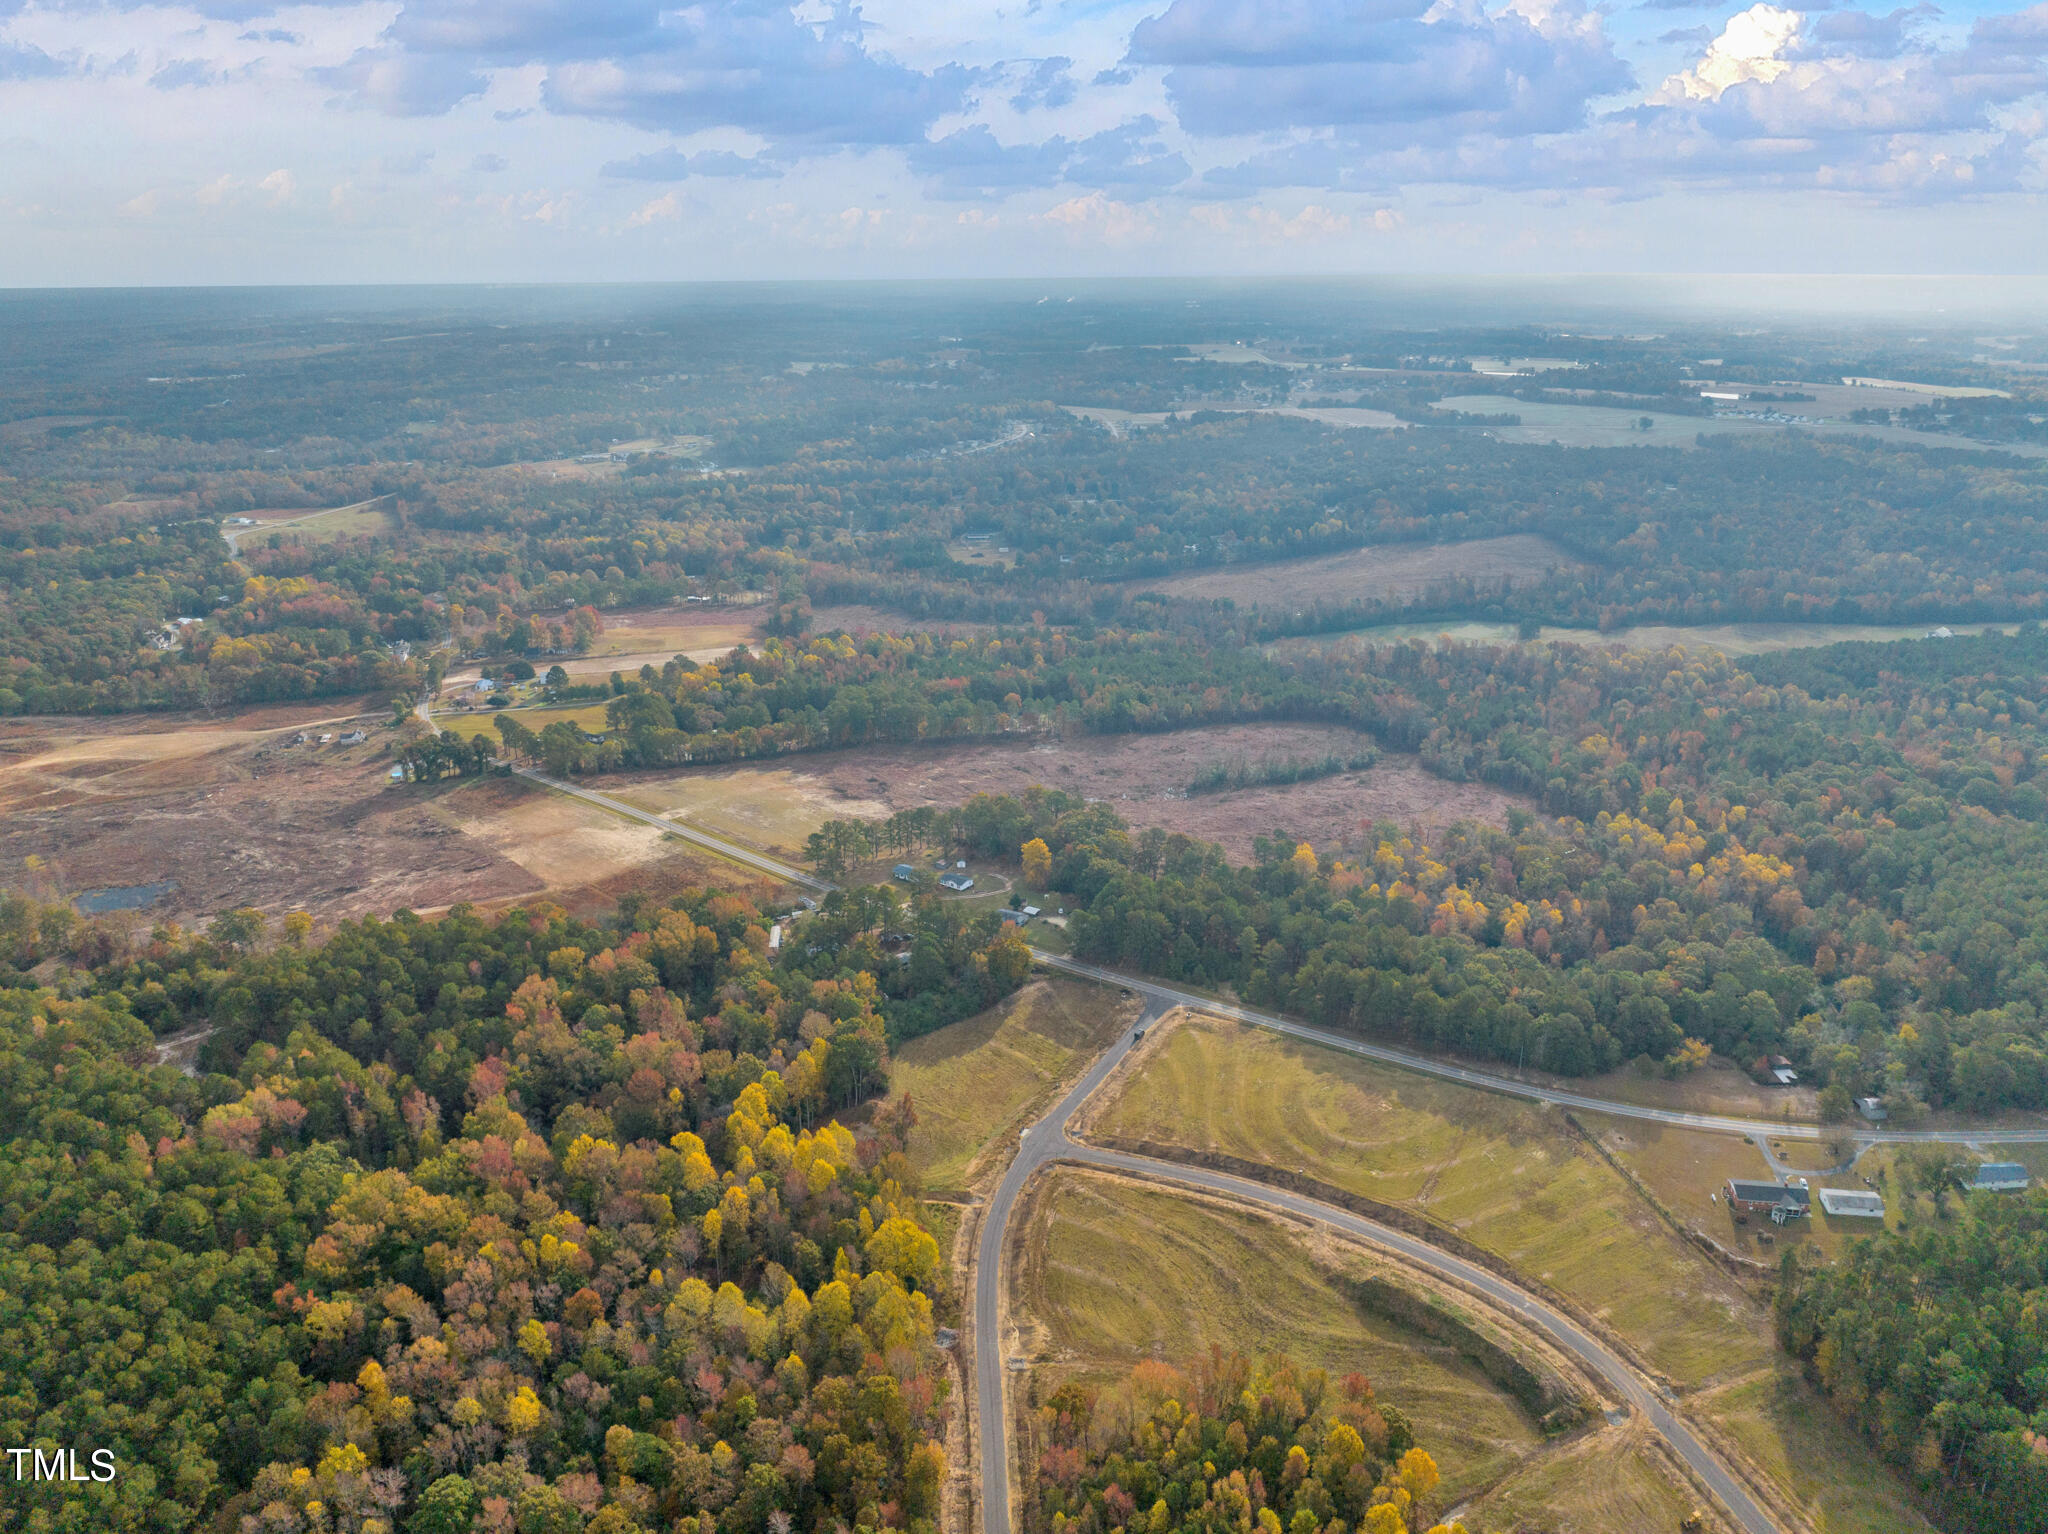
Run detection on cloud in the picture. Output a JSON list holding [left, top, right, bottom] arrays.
[[601, 147, 781, 180], [1658, 3, 1800, 101], [150, 58, 219, 90], [905, 126, 1073, 198], [316, 47, 486, 116], [470, 153, 507, 172], [541, 9, 970, 149], [259, 168, 295, 202], [0, 41, 66, 80], [1008, 55, 1076, 111], [626, 190, 680, 226], [1062, 117, 1191, 197], [238, 28, 301, 45], [1037, 189, 1151, 242], [1126, 0, 1633, 143]]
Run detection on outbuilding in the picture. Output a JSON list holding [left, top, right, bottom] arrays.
[[892, 864, 916, 882], [1856, 1096, 1888, 1123], [1817, 1188, 1886, 1219]]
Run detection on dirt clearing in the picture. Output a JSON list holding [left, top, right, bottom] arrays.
[[1134, 534, 1581, 611], [781, 725, 1526, 859]]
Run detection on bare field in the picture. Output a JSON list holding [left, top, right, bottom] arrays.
[[1135, 535, 1581, 611], [655, 727, 1524, 860], [1278, 619, 2021, 658], [0, 705, 755, 926], [1017, 1172, 1543, 1503], [0, 709, 542, 925]]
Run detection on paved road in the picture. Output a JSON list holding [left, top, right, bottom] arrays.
[[407, 752, 2048, 1151], [969, 991, 1780, 1534], [1032, 953, 2048, 1150]]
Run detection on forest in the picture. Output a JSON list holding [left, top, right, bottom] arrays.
[[775, 622, 2048, 1115], [1777, 1197, 2048, 1531], [1028, 1354, 1462, 1534], [0, 876, 1032, 1534], [5, 288, 2048, 716]]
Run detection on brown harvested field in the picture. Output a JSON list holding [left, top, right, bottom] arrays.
[[794, 726, 1527, 859], [596, 726, 1523, 865], [1134, 535, 1583, 610]]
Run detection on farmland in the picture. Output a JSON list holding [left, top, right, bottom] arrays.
[[1132, 533, 1581, 610], [1278, 619, 2022, 658], [1086, 1015, 1941, 1531]]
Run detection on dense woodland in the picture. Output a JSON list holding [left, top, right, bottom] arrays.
[[1778, 1198, 2048, 1531], [1028, 1355, 1463, 1534], [0, 879, 1033, 1534], [5, 289, 2048, 715], [768, 625, 2048, 1117]]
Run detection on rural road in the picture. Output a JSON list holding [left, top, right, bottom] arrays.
[[490, 758, 2048, 1149], [1030, 954, 2048, 1150], [970, 993, 1782, 1534]]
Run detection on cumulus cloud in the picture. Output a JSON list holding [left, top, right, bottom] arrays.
[[1007, 55, 1076, 111], [1658, 3, 1800, 101], [1127, 0, 1633, 143], [316, 47, 486, 116]]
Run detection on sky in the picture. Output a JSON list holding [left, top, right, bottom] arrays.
[[3, 0, 2048, 285]]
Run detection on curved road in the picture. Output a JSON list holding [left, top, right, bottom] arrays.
[[970, 993, 1780, 1534]]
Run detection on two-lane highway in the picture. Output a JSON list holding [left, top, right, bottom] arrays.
[[968, 997, 1782, 1534]]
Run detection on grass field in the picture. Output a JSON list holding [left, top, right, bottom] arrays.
[[1698, 1370, 1939, 1534], [888, 977, 1133, 1193], [611, 764, 879, 859], [436, 702, 613, 741], [1458, 1420, 1708, 1534], [1091, 1017, 1937, 1532], [1432, 394, 1724, 447], [234, 500, 395, 547], [1093, 1019, 1763, 1386], [1020, 1173, 1543, 1503]]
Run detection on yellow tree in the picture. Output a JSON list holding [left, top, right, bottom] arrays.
[[1021, 837, 1052, 887]]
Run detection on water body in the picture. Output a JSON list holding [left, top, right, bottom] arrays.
[[75, 880, 177, 913]]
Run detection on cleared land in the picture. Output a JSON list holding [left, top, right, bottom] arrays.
[[437, 702, 613, 741], [888, 976, 1135, 1193], [0, 706, 543, 925], [1458, 1418, 1714, 1534], [1062, 405, 1404, 434], [1016, 1173, 1543, 1503], [1280, 619, 2021, 658], [1135, 535, 1581, 611], [1434, 390, 2048, 458], [779, 727, 1527, 860], [1091, 1017, 1761, 1386], [1697, 1372, 1939, 1534], [238, 501, 395, 547], [1090, 1017, 1937, 1532], [807, 606, 1003, 638]]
